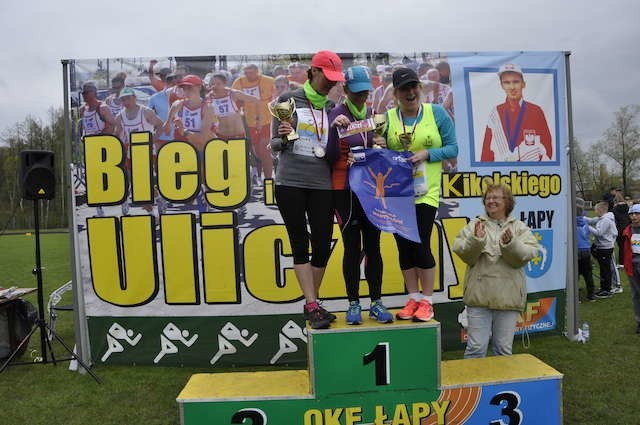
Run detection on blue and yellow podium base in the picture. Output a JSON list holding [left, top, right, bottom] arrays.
[[177, 314, 562, 424]]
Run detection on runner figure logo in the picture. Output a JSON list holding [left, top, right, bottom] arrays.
[[270, 320, 308, 364], [153, 322, 198, 363], [210, 322, 259, 365], [101, 322, 142, 362]]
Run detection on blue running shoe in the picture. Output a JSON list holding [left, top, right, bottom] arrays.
[[369, 300, 394, 323], [346, 301, 362, 325]]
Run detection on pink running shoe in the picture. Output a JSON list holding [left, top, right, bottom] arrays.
[[413, 299, 434, 322], [396, 298, 420, 320]]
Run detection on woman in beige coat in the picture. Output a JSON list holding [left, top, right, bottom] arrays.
[[453, 183, 539, 358]]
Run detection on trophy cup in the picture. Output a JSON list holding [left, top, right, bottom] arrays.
[[268, 98, 299, 143], [372, 113, 387, 149]]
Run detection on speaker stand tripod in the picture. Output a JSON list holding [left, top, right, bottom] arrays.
[[0, 199, 100, 383]]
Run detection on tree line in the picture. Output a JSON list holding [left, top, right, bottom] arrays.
[[573, 105, 640, 201], [0, 108, 67, 231], [0, 104, 638, 231]]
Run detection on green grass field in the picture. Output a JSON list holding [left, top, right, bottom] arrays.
[[0, 232, 638, 424]]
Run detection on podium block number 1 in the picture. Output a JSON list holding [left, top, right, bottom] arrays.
[[363, 342, 390, 386]]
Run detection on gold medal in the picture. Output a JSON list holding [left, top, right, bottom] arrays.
[[399, 133, 413, 151]]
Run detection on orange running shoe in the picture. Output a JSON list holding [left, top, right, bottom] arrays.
[[413, 299, 434, 322], [396, 298, 420, 320]]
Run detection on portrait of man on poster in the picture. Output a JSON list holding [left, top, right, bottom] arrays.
[[480, 63, 553, 163]]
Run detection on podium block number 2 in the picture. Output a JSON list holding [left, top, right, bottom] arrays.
[[363, 342, 390, 386]]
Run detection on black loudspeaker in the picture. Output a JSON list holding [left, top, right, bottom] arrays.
[[20, 150, 55, 200]]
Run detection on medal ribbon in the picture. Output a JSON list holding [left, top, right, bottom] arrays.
[[397, 104, 423, 149], [308, 102, 325, 143], [504, 100, 527, 152]]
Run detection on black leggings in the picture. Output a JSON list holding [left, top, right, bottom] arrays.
[[593, 247, 613, 291], [393, 203, 437, 270], [275, 185, 334, 267], [334, 190, 383, 301]]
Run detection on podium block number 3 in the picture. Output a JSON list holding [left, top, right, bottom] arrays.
[[363, 342, 390, 386]]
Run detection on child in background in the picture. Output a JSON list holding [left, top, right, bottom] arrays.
[[576, 198, 595, 301], [620, 203, 640, 334], [588, 201, 618, 298]]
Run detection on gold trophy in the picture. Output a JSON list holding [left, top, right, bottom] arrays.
[[372, 113, 387, 149], [268, 98, 299, 143]]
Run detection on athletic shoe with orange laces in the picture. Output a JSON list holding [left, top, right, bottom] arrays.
[[413, 299, 434, 322], [396, 298, 420, 320]]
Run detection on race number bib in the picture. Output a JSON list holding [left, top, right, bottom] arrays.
[[631, 233, 640, 255], [242, 86, 261, 99], [211, 97, 235, 118], [413, 162, 428, 197], [292, 107, 327, 158]]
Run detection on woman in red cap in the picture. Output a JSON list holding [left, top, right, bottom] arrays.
[[270, 50, 345, 329], [163, 74, 215, 150]]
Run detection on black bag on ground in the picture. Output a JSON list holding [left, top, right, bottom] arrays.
[[0, 299, 38, 360]]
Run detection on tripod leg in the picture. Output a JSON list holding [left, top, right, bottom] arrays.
[[44, 322, 101, 384], [44, 327, 57, 366], [0, 324, 39, 373]]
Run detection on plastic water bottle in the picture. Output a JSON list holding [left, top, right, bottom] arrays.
[[581, 322, 590, 342]]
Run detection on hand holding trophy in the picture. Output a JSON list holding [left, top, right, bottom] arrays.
[[268, 98, 299, 144]]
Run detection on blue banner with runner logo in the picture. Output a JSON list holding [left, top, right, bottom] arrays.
[[348, 149, 420, 243]]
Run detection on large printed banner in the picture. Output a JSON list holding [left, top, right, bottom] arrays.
[[68, 51, 569, 366]]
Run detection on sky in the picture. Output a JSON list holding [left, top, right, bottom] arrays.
[[0, 0, 638, 147]]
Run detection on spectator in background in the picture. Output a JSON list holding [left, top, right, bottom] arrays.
[[417, 62, 433, 79], [273, 75, 291, 100], [79, 81, 116, 217], [435, 61, 451, 85], [620, 203, 640, 334], [164, 75, 215, 150], [148, 73, 181, 144], [288, 62, 309, 85], [272, 65, 287, 77], [104, 75, 126, 117], [114, 87, 164, 144], [453, 183, 539, 358], [602, 187, 617, 212], [79, 82, 115, 136], [372, 72, 395, 113], [232, 64, 276, 179], [148, 60, 172, 92], [576, 197, 595, 301], [207, 71, 258, 139], [587, 201, 618, 298], [421, 68, 453, 115], [613, 192, 631, 268], [609, 192, 629, 293]]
